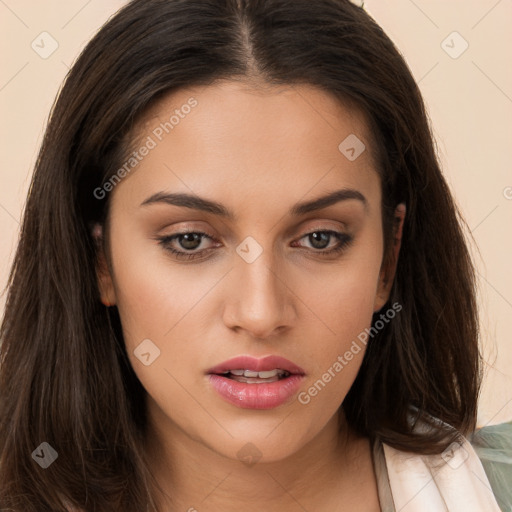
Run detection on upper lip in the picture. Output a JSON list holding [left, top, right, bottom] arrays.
[[206, 355, 306, 375]]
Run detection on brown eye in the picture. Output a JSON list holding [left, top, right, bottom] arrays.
[[294, 230, 353, 255], [157, 231, 218, 261]]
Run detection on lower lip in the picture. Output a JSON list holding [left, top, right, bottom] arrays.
[[207, 374, 304, 409]]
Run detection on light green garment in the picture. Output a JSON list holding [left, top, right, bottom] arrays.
[[470, 421, 512, 512], [372, 421, 512, 512]]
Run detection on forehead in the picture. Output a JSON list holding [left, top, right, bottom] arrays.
[[110, 80, 380, 214], [136, 79, 374, 160]]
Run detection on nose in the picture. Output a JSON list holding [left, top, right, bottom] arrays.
[[222, 250, 297, 339]]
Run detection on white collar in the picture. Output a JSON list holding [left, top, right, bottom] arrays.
[[381, 434, 501, 511]]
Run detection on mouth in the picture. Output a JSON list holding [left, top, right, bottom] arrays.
[[205, 355, 306, 409]]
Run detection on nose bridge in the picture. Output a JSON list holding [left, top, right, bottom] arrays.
[[224, 236, 294, 337]]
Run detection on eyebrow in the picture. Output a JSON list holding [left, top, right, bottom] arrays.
[[140, 188, 368, 220]]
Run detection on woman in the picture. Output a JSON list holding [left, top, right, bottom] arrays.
[[0, 0, 510, 510]]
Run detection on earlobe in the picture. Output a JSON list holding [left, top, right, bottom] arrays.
[[374, 203, 406, 312], [93, 223, 117, 307]]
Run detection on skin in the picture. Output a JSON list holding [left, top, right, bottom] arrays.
[[96, 80, 405, 511]]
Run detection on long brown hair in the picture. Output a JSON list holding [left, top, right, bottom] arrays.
[[0, 0, 481, 510]]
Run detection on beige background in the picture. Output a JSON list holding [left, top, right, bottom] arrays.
[[1, 1, 511, 426]]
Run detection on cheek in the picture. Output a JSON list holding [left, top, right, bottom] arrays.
[[293, 269, 377, 373], [289, 235, 383, 403], [107, 228, 232, 403], [109, 242, 215, 423], [109, 225, 222, 344], [294, 236, 383, 340], [288, 281, 378, 430]]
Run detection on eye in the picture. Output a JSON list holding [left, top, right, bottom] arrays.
[[293, 230, 353, 256], [156, 231, 218, 261]]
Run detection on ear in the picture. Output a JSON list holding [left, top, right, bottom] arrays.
[[374, 203, 406, 312], [93, 223, 117, 307]]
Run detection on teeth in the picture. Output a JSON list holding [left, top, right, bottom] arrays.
[[223, 369, 289, 378], [257, 369, 281, 378]]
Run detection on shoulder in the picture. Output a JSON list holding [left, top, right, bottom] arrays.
[[379, 414, 511, 511], [382, 436, 503, 511], [469, 421, 512, 512]]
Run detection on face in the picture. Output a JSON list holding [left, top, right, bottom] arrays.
[[97, 80, 401, 464]]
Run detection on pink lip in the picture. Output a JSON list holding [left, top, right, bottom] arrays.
[[206, 355, 306, 410], [206, 355, 306, 375]]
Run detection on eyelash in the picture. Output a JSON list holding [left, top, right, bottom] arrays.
[[156, 229, 353, 261]]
